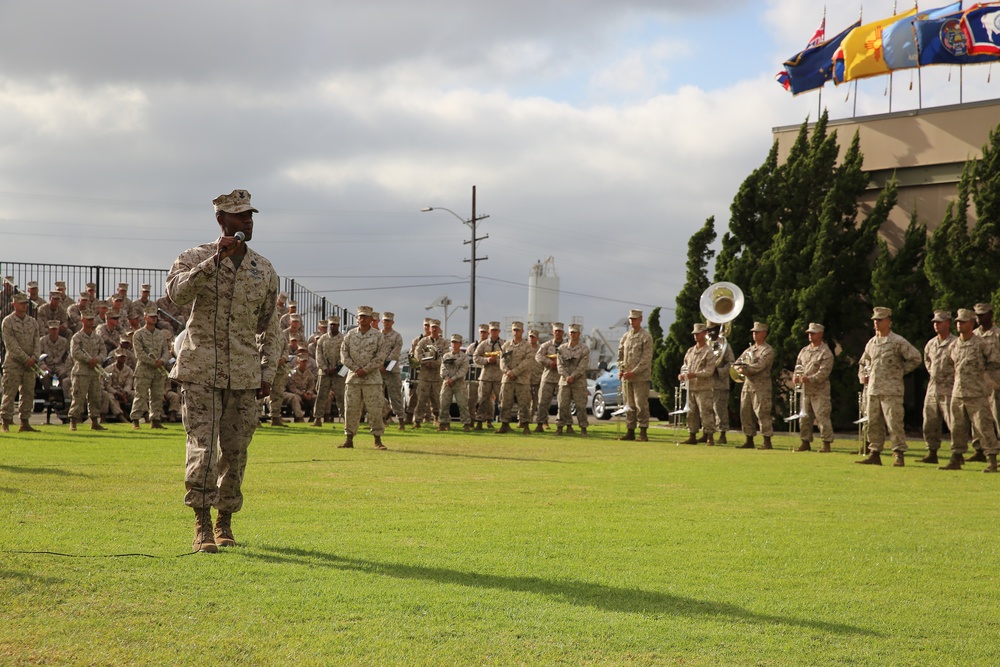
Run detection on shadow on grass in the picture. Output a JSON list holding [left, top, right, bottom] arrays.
[[0, 569, 64, 585], [247, 545, 875, 636], [0, 464, 87, 477], [393, 449, 571, 464]]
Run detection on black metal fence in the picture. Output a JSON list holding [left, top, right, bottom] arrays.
[[0, 261, 351, 359]]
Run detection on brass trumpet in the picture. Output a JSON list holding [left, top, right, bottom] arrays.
[[784, 364, 808, 423], [730, 346, 752, 384], [29, 353, 50, 379]]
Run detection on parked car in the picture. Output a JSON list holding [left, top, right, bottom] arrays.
[[591, 361, 667, 420]]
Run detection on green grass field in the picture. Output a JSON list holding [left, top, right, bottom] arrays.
[[2, 420, 998, 666]]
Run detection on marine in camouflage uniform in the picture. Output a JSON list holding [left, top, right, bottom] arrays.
[[285, 350, 317, 421], [439, 334, 471, 430], [128, 284, 156, 322], [130, 307, 172, 429], [736, 321, 776, 450], [167, 188, 279, 553], [268, 335, 291, 426], [969, 303, 1000, 461], [856, 307, 922, 467], [527, 330, 544, 424], [404, 319, 432, 425], [496, 321, 535, 434], [939, 309, 1000, 472], [793, 323, 835, 453], [68, 311, 107, 431], [706, 321, 735, 443], [1, 294, 41, 432], [37, 292, 70, 340], [618, 308, 654, 442], [103, 349, 133, 422], [380, 312, 405, 428], [313, 316, 346, 426], [556, 323, 590, 435], [413, 320, 447, 427], [678, 323, 717, 445], [339, 305, 388, 449], [919, 311, 957, 464], [534, 322, 565, 431], [39, 319, 72, 406], [473, 322, 504, 429], [467, 324, 488, 423]]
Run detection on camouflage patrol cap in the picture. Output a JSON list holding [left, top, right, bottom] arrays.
[[317, 319, 328, 327], [141, 284, 151, 292], [106, 310, 121, 320], [295, 348, 309, 357], [956, 308, 977, 322], [288, 301, 298, 308], [118, 283, 128, 291], [751, 321, 769, 333], [80, 310, 96, 320], [430, 319, 441, 328], [213, 189, 258, 214], [692, 323, 707, 334], [289, 336, 300, 342], [114, 348, 128, 358], [423, 318, 432, 326], [289, 314, 301, 322], [382, 312, 394, 321], [112, 294, 124, 302], [54, 280, 66, 288], [278, 292, 288, 300], [629, 309, 643, 319], [95, 300, 109, 309], [48, 290, 61, 299], [489, 321, 501, 330], [12, 293, 28, 304], [356, 305, 374, 317], [79, 291, 90, 300], [327, 316, 340, 325], [450, 333, 463, 343], [86, 282, 97, 289], [511, 321, 524, 331], [143, 306, 158, 317], [478, 323, 489, 333], [871, 307, 892, 320], [528, 329, 539, 337], [552, 322, 565, 331], [47, 320, 60, 328], [806, 323, 825, 333], [27, 281, 38, 289], [974, 303, 993, 315], [371, 312, 380, 321], [119, 336, 131, 345], [568, 323, 582, 333], [931, 310, 952, 322]]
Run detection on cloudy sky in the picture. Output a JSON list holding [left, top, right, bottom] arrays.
[[2, 0, 997, 344]]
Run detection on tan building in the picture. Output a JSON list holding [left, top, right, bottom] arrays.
[[773, 98, 1000, 250]]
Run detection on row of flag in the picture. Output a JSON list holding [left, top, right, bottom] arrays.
[[777, 3, 1000, 95]]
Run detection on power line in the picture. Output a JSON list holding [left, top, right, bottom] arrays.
[[311, 280, 467, 294], [478, 275, 671, 311]]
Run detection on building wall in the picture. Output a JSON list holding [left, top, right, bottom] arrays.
[[772, 98, 1000, 251]]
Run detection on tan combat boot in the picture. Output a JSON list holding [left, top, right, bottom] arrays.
[[759, 437, 773, 450], [151, 419, 166, 429], [473, 421, 483, 431], [463, 423, 471, 432], [795, 440, 811, 452], [892, 451, 905, 467], [705, 433, 714, 446], [19, 420, 39, 433], [555, 425, 563, 436], [619, 428, 635, 441], [717, 432, 727, 444], [737, 436, 754, 449], [565, 425, 576, 435], [271, 415, 288, 427], [495, 423, 511, 434], [819, 442, 832, 453], [637, 427, 649, 442], [917, 450, 938, 464], [374, 436, 387, 451], [338, 434, 354, 449], [521, 423, 531, 435], [966, 450, 988, 463], [580, 427, 588, 438], [680, 433, 698, 445], [984, 453, 998, 473], [193, 507, 218, 553], [214, 511, 236, 548], [132, 419, 141, 431], [0, 418, 11, 433], [69, 419, 77, 432], [311, 418, 323, 427], [91, 417, 107, 431], [856, 451, 882, 466], [939, 453, 964, 470], [534, 424, 545, 433]]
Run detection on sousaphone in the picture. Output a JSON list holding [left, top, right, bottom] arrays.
[[699, 281, 744, 368]]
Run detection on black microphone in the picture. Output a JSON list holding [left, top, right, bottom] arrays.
[[234, 231, 246, 242]]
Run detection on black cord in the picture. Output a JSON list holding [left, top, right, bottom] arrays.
[[3, 549, 198, 559]]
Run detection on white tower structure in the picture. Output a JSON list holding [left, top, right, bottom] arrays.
[[527, 257, 560, 330]]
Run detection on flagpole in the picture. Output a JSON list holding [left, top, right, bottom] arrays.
[[889, 0, 898, 113], [853, 5, 862, 118]]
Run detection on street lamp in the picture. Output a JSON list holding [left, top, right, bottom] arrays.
[[421, 185, 489, 342], [424, 295, 468, 339]]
